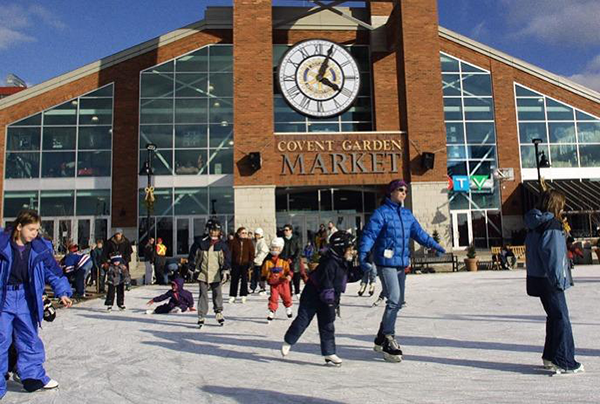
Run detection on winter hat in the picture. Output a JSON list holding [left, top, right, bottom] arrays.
[[271, 237, 285, 249], [115, 228, 124, 235], [157, 238, 163, 244], [110, 254, 124, 264], [68, 244, 79, 252], [386, 179, 408, 196], [255, 228, 264, 236]]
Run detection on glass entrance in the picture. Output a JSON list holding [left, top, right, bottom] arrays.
[[451, 210, 472, 249], [276, 213, 364, 247]]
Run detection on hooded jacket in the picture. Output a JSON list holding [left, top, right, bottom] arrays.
[[307, 251, 363, 305], [0, 230, 72, 325], [102, 235, 133, 265], [151, 278, 194, 312], [524, 209, 571, 293], [358, 198, 444, 268]]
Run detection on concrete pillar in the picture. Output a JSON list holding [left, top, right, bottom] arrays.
[[234, 186, 277, 243]]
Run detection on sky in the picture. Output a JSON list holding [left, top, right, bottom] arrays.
[[1, 0, 599, 91]]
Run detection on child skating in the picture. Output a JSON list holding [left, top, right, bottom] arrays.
[[281, 231, 362, 367], [146, 278, 194, 314], [105, 255, 130, 311], [261, 238, 293, 322]]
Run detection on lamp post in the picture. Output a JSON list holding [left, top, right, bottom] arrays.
[[531, 138, 550, 185], [139, 143, 157, 241]]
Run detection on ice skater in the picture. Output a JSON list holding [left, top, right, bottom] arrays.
[[0, 210, 73, 400], [261, 237, 293, 322], [105, 254, 130, 311], [146, 278, 194, 314], [281, 231, 362, 367]]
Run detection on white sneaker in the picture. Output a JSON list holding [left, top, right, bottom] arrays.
[[228, 297, 236, 304], [324, 354, 343, 367], [241, 296, 247, 304], [145, 309, 155, 315], [281, 342, 291, 356], [43, 379, 59, 389], [294, 294, 300, 300], [554, 362, 585, 374], [286, 307, 293, 318], [106, 306, 113, 312], [258, 290, 267, 296], [267, 310, 275, 321]]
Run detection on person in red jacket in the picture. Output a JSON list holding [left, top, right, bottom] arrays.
[[261, 237, 293, 322]]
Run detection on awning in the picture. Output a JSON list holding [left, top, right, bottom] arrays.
[[523, 179, 600, 214]]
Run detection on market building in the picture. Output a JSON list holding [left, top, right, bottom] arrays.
[[2, 1, 600, 256]]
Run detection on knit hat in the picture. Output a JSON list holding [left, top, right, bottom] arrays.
[[386, 179, 408, 195], [254, 228, 264, 236], [115, 228, 124, 234], [270, 237, 285, 249], [68, 244, 79, 252]]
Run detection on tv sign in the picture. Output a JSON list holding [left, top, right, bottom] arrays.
[[452, 175, 491, 192]]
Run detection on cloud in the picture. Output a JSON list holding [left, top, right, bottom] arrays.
[[469, 21, 489, 41], [501, 0, 600, 46], [568, 54, 600, 92], [0, 3, 65, 51]]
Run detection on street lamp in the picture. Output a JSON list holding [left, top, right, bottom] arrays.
[[139, 143, 157, 241], [531, 138, 550, 185]]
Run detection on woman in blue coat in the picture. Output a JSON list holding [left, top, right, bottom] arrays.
[[358, 179, 445, 362], [524, 190, 583, 374], [0, 210, 73, 399]]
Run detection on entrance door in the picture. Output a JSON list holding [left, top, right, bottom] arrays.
[[451, 211, 472, 249]]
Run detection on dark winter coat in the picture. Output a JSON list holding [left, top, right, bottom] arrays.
[[151, 278, 194, 312], [228, 236, 255, 267], [144, 242, 155, 262], [359, 197, 444, 268], [281, 235, 302, 273], [307, 251, 362, 305], [102, 235, 133, 265]]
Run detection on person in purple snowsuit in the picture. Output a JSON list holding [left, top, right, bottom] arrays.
[[146, 278, 194, 314]]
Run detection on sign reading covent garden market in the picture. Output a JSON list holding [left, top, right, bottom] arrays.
[[277, 39, 402, 176]]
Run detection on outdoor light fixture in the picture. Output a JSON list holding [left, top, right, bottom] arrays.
[[140, 143, 157, 242], [532, 138, 551, 185]]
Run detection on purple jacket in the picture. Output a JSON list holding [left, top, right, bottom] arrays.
[[151, 278, 194, 312]]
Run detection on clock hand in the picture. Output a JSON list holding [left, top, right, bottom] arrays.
[[317, 45, 334, 81], [320, 77, 340, 92]]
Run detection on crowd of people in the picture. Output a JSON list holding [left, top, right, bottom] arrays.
[[0, 179, 586, 400]]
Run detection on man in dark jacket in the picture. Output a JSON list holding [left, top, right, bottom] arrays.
[[143, 237, 155, 285], [281, 224, 302, 299], [102, 228, 133, 289], [146, 278, 194, 314], [227, 227, 255, 303]]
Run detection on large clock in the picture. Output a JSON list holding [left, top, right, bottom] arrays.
[[277, 39, 361, 118]]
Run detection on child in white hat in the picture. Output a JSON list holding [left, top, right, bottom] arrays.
[[261, 237, 293, 322]]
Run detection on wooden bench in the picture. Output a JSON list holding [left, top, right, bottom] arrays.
[[490, 245, 526, 269], [411, 253, 459, 273]]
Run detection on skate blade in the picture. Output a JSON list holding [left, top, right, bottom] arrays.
[[383, 352, 403, 363], [325, 360, 342, 367], [374, 345, 383, 353]]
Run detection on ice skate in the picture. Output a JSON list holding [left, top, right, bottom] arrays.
[[197, 318, 205, 329], [324, 354, 343, 367], [358, 282, 367, 296], [374, 330, 385, 353], [543, 359, 554, 370], [286, 307, 293, 318], [118, 305, 126, 311], [381, 335, 403, 363], [145, 309, 155, 315], [281, 342, 291, 356], [368, 283, 376, 296], [258, 290, 267, 296], [267, 310, 275, 322], [215, 312, 225, 326], [228, 296, 235, 304], [553, 362, 584, 375], [106, 306, 113, 312], [43, 379, 59, 390], [372, 296, 384, 307], [241, 296, 247, 304]]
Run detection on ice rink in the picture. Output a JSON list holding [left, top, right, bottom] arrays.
[[6, 266, 600, 404]]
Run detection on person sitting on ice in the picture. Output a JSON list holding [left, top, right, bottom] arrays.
[[61, 244, 93, 298], [281, 230, 362, 367], [146, 277, 194, 315], [261, 237, 293, 322]]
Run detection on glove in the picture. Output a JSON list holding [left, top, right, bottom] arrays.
[[319, 288, 335, 305], [221, 270, 231, 284], [436, 247, 446, 256]]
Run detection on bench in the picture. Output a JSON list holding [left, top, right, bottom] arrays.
[[411, 253, 459, 273], [489, 245, 526, 270]]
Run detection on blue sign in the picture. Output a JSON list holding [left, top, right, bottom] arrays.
[[452, 175, 470, 192]]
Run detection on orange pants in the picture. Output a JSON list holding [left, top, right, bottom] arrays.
[[269, 282, 292, 312]]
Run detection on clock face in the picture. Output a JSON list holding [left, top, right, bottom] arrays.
[[277, 39, 361, 118]]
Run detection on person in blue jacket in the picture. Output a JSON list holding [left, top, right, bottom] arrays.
[[358, 179, 445, 363], [524, 190, 584, 374], [0, 210, 73, 399]]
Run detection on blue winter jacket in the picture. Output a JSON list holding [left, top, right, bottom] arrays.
[[0, 231, 72, 325], [358, 198, 445, 268], [524, 209, 571, 292]]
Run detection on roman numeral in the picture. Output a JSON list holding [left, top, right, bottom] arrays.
[[333, 99, 342, 109], [288, 85, 300, 98], [290, 60, 300, 68], [317, 102, 325, 113], [299, 47, 310, 59], [345, 75, 356, 81], [283, 75, 295, 82], [314, 43, 323, 55], [340, 60, 351, 68], [300, 97, 311, 110], [341, 87, 353, 97]]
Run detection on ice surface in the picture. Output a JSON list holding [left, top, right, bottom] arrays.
[[6, 267, 600, 403]]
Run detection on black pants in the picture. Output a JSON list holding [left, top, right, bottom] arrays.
[[229, 264, 249, 297], [155, 257, 167, 285], [250, 265, 265, 292], [291, 272, 302, 295], [105, 283, 125, 307], [539, 288, 577, 369], [284, 284, 336, 356]]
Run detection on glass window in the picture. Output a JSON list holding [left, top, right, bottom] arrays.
[[275, 97, 305, 122], [308, 123, 339, 132], [140, 99, 173, 124], [78, 151, 111, 176], [175, 125, 207, 148], [447, 161, 468, 176], [546, 99, 574, 121], [576, 110, 598, 121], [447, 145, 467, 160], [82, 86, 113, 98], [469, 145, 495, 159], [175, 73, 207, 97], [446, 123, 464, 144], [209, 46, 233, 72], [275, 123, 306, 133], [42, 126, 76, 150], [341, 97, 372, 122], [463, 98, 494, 120], [341, 122, 373, 132], [515, 85, 541, 97], [349, 46, 370, 72], [208, 73, 233, 97], [520, 144, 549, 169], [209, 148, 233, 174], [7, 127, 40, 150], [358, 73, 372, 97], [43, 101, 77, 125], [141, 73, 174, 98], [140, 187, 173, 217], [519, 122, 547, 143], [140, 149, 172, 175], [41, 152, 75, 177], [577, 122, 600, 143], [156, 217, 174, 256], [175, 98, 208, 124], [209, 124, 233, 148], [40, 190, 74, 216], [10, 113, 41, 126], [78, 126, 112, 150], [177, 218, 190, 255], [5, 153, 40, 179], [140, 125, 173, 149], [176, 48, 208, 72], [465, 122, 495, 144], [517, 98, 545, 120], [334, 190, 363, 213], [470, 187, 499, 210], [449, 192, 469, 209], [440, 54, 459, 72], [444, 98, 463, 121], [462, 74, 492, 96], [76, 189, 110, 215], [78, 98, 113, 125], [174, 188, 208, 215], [289, 190, 318, 211], [209, 103, 232, 125], [548, 122, 576, 143], [461, 62, 486, 73], [151, 61, 174, 73], [3, 191, 39, 217], [209, 187, 234, 214], [578, 145, 600, 167], [442, 74, 461, 96], [550, 145, 578, 168], [175, 149, 207, 175]]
